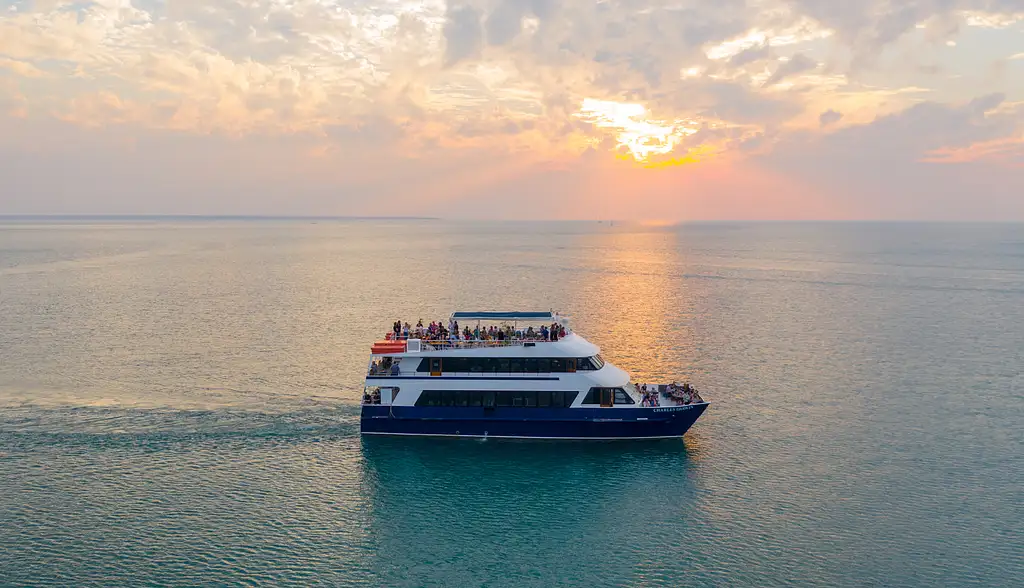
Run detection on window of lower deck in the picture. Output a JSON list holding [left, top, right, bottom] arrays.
[[538, 391, 551, 407], [613, 388, 635, 405], [416, 390, 439, 406], [582, 387, 632, 405]]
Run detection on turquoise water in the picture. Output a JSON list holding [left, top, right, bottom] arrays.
[[1, 220, 1022, 586]]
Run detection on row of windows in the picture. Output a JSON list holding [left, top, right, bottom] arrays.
[[415, 390, 580, 408], [581, 387, 635, 405], [416, 355, 605, 374]]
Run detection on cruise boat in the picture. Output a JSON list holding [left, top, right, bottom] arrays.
[[360, 312, 709, 439]]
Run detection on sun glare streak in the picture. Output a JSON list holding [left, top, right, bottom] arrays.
[[640, 144, 719, 169], [575, 98, 701, 164]]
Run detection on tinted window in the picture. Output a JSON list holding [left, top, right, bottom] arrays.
[[537, 359, 550, 373], [415, 390, 439, 407], [525, 359, 538, 373], [550, 358, 565, 372], [614, 388, 634, 405], [538, 391, 551, 407], [582, 389, 600, 404], [417, 390, 579, 408]]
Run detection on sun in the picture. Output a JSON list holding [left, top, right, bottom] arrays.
[[575, 98, 701, 164]]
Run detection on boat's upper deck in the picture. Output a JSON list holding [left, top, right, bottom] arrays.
[[373, 311, 587, 357], [372, 333, 599, 357]]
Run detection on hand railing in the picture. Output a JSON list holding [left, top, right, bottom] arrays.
[[383, 335, 569, 349]]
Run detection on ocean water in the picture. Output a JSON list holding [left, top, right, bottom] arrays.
[[1, 219, 1022, 587]]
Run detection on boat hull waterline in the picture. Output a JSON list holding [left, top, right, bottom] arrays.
[[360, 403, 709, 439]]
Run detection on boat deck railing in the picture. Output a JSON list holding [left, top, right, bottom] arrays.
[[418, 338, 562, 351], [636, 384, 706, 407]]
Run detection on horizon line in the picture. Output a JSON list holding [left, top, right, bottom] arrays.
[[1, 214, 1023, 224]]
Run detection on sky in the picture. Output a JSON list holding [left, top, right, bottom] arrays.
[[1, 0, 1023, 221]]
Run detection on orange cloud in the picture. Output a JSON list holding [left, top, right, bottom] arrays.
[[924, 136, 1024, 166]]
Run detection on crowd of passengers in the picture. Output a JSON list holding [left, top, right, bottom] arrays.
[[388, 319, 568, 343], [368, 356, 400, 376], [637, 382, 704, 406]]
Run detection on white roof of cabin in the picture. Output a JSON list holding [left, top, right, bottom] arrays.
[[401, 333, 599, 358]]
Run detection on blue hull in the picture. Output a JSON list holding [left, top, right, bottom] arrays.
[[360, 403, 709, 439]]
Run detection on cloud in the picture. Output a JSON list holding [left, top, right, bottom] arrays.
[[444, 5, 484, 66], [0, 58, 46, 78], [2, 0, 1024, 218], [764, 53, 818, 86], [485, 1, 526, 46], [819, 109, 844, 127], [758, 93, 1024, 218], [729, 43, 772, 67]]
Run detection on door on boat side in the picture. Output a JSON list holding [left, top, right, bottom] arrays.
[[600, 388, 613, 407], [430, 358, 441, 376]]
